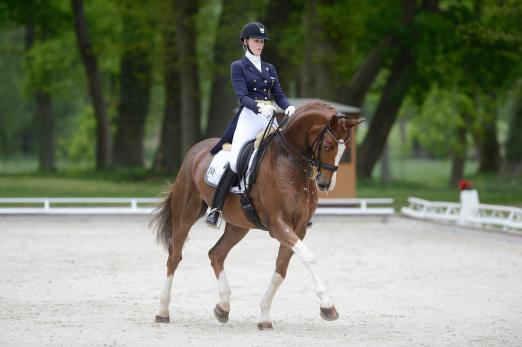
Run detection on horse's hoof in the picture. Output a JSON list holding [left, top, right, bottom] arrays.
[[320, 306, 339, 321], [155, 315, 170, 323], [257, 321, 273, 330], [214, 304, 229, 324]]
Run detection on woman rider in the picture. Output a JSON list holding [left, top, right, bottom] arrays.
[[206, 22, 296, 228]]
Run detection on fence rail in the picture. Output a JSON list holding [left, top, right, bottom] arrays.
[[0, 197, 395, 216], [401, 197, 522, 231]]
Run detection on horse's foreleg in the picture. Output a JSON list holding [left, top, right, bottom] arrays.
[[208, 223, 249, 324], [292, 239, 339, 320], [273, 223, 339, 321], [257, 245, 294, 330]]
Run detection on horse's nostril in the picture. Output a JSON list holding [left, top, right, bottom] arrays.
[[318, 183, 330, 191]]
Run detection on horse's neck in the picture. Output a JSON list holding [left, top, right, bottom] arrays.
[[283, 111, 325, 153], [266, 138, 315, 191]]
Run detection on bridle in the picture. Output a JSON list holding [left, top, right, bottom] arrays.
[[276, 113, 352, 180], [309, 114, 352, 176]]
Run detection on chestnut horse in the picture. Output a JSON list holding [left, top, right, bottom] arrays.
[[151, 102, 363, 329]]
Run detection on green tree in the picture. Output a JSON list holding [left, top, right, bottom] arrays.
[[71, 0, 112, 169], [113, 2, 154, 167], [174, 0, 201, 156], [504, 85, 522, 174], [151, 0, 181, 174]]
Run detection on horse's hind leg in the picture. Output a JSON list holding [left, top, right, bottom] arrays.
[[208, 223, 249, 323], [155, 184, 206, 323]]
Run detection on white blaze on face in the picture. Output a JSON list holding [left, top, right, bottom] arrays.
[[328, 143, 345, 191]]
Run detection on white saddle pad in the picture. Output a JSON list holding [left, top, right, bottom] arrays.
[[205, 149, 258, 194]]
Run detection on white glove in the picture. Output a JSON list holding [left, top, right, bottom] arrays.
[[284, 105, 296, 117], [257, 103, 276, 119]]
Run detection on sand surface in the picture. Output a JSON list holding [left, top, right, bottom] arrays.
[[1, 215, 521, 346]]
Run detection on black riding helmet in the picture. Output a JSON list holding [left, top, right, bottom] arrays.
[[240, 22, 270, 41]]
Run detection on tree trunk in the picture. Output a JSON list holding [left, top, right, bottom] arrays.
[[113, 15, 152, 167], [503, 87, 522, 174], [380, 143, 392, 183], [339, 0, 435, 108], [174, 0, 201, 157], [206, 0, 250, 138], [338, 38, 392, 107], [152, 17, 182, 175], [35, 91, 55, 171], [357, 49, 414, 179], [477, 95, 500, 173], [25, 24, 55, 171], [262, 0, 298, 91], [357, 0, 426, 179], [301, 0, 336, 99], [71, 0, 112, 169], [449, 116, 468, 187]]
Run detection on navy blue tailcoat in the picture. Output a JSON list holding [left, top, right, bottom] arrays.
[[210, 56, 291, 155]]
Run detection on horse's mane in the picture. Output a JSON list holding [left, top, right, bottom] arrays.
[[286, 102, 337, 129], [292, 102, 337, 120]]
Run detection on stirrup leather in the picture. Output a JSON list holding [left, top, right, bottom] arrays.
[[205, 208, 223, 229]]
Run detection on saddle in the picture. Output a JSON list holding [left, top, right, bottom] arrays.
[[205, 128, 276, 230]]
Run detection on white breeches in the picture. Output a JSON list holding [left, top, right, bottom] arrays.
[[229, 107, 276, 173]]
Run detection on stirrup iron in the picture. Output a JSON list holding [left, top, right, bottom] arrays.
[[205, 208, 223, 229]]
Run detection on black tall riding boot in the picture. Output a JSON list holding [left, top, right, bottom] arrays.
[[205, 164, 237, 229]]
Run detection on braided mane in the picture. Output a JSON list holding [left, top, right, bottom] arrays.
[[292, 102, 337, 118]]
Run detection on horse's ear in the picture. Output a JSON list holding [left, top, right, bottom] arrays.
[[349, 118, 365, 128], [329, 114, 338, 128]]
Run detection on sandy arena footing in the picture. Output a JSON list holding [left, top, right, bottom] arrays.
[[1, 215, 521, 346]]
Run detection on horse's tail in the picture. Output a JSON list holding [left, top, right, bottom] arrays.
[[150, 191, 173, 251]]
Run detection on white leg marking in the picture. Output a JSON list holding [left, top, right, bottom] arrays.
[[157, 275, 173, 317], [259, 272, 284, 323], [292, 240, 333, 308], [217, 270, 232, 312]]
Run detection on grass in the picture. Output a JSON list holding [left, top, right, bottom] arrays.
[[359, 159, 522, 208], [0, 158, 521, 208]]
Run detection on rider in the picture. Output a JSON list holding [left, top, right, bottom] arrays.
[[206, 21, 296, 228]]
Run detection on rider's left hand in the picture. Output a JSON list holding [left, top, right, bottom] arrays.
[[285, 105, 296, 117]]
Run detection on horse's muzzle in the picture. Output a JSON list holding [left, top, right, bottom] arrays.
[[317, 182, 330, 192], [317, 173, 331, 192]]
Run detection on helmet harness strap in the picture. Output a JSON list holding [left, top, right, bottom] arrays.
[[242, 38, 255, 55]]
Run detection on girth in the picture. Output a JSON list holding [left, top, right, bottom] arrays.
[[235, 134, 274, 231]]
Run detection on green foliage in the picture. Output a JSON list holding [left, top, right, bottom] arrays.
[[1, 0, 521, 179], [57, 106, 96, 164], [0, 28, 34, 155], [505, 85, 522, 163], [410, 88, 474, 158], [318, 0, 402, 79]]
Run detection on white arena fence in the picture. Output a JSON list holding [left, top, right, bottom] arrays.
[[0, 197, 395, 216], [401, 197, 522, 232]]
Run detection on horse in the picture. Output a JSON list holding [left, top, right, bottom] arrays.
[[151, 102, 364, 330]]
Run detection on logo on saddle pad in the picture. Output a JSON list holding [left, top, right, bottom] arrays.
[[205, 149, 257, 194]]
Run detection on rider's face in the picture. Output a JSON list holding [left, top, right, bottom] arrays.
[[246, 38, 265, 56]]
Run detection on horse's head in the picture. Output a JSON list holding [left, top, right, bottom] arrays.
[[307, 113, 364, 192]]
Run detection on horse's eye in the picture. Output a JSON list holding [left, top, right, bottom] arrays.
[[325, 145, 331, 152]]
